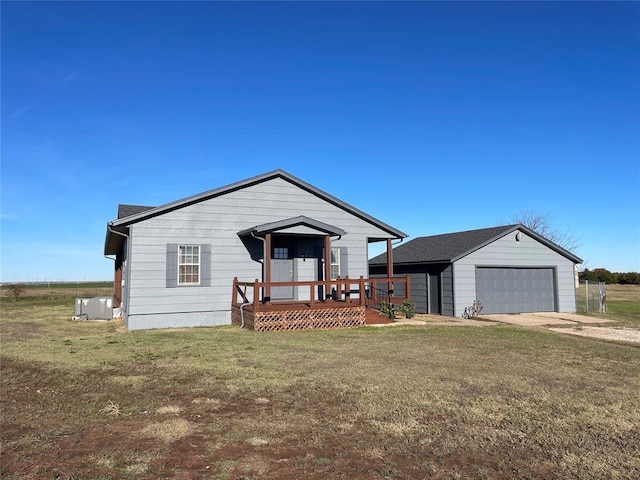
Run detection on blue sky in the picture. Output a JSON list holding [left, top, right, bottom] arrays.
[[1, 1, 639, 282]]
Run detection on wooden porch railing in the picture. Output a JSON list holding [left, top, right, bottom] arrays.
[[232, 275, 411, 313]]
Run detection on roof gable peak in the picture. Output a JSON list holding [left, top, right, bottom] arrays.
[[370, 223, 581, 265]]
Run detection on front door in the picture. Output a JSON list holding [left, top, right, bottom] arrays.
[[271, 260, 294, 300], [271, 242, 294, 300]]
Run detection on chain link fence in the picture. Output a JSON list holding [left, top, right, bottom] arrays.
[[576, 279, 607, 314]]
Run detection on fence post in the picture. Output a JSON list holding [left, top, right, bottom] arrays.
[[585, 280, 589, 313]]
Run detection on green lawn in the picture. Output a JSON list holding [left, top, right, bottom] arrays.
[[1, 290, 639, 479]]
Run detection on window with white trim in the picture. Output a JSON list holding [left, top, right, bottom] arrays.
[[178, 245, 200, 285], [330, 247, 341, 279]]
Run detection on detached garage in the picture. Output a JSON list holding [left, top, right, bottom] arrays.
[[369, 224, 582, 316]]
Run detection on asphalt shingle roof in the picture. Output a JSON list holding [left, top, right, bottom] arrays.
[[370, 225, 518, 265], [117, 204, 155, 219]]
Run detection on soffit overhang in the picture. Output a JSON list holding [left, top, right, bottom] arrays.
[[238, 215, 346, 237]]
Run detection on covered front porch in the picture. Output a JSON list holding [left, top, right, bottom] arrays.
[[231, 275, 411, 331], [234, 214, 406, 331]]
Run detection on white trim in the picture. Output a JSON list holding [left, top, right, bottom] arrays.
[[178, 245, 201, 285], [330, 247, 341, 280]]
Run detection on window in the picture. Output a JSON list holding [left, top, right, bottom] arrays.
[[166, 243, 210, 288], [273, 247, 290, 259], [330, 247, 341, 279], [178, 245, 200, 285]]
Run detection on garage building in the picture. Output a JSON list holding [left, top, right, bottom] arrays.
[[369, 224, 582, 316]]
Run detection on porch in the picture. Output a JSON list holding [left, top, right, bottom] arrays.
[[231, 276, 411, 331]]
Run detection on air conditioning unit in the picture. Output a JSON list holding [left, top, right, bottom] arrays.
[[73, 296, 113, 321]]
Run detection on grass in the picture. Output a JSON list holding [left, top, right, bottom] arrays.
[[576, 283, 640, 327], [1, 287, 640, 479], [0, 281, 112, 290]]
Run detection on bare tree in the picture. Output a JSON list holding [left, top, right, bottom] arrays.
[[510, 210, 581, 253]]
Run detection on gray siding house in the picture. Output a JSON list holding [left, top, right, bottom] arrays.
[[370, 225, 582, 316], [104, 170, 406, 330]]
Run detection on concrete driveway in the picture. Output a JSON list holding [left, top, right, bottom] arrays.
[[481, 312, 640, 345], [481, 312, 614, 327], [375, 312, 640, 345]]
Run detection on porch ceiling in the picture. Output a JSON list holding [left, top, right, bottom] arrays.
[[237, 215, 346, 237]]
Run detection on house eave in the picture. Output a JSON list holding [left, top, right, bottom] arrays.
[[104, 223, 129, 256], [238, 215, 346, 237], [370, 259, 451, 267]]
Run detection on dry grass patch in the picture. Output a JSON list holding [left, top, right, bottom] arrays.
[[247, 436, 270, 446], [101, 400, 122, 417], [604, 283, 640, 302], [138, 418, 196, 443], [156, 405, 182, 415], [192, 396, 222, 408], [236, 454, 269, 476], [109, 374, 147, 386]]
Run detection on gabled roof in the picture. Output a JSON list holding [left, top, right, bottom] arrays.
[[105, 169, 406, 255], [370, 224, 582, 265], [238, 216, 346, 237]]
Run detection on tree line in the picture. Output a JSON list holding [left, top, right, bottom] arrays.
[[579, 269, 640, 285]]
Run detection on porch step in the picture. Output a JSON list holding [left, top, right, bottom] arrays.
[[365, 308, 394, 325]]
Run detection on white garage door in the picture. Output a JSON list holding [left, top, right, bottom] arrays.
[[475, 267, 556, 314]]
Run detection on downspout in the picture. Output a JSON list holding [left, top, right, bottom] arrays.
[[239, 296, 250, 329], [250, 230, 266, 277], [108, 223, 129, 243]]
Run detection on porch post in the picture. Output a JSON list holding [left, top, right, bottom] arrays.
[[265, 233, 272, 302], [114, 265, 122, 307], [232, 277, 238, 306], [113, 250, 123, 307], [253, 279, 260, 311], [387, 238, 394, 295], [324, 235, 331, 300]]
